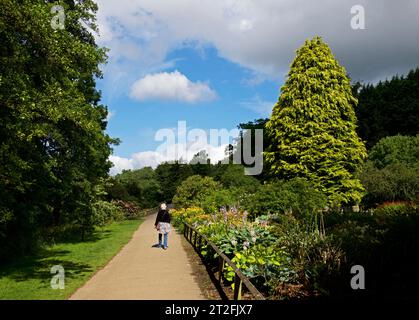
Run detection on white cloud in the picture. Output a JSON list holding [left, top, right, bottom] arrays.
[[130, 70, 216, 103], [109, 155, 134, 175], [131, 151, 166, 169], [109, 142, 229, 175], [96, 0, 419, 87]]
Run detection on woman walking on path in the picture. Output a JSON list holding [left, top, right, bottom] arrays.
[[155, 203, 171, 250]]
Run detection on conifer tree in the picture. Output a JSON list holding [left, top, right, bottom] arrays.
[[265, 37, 367, 206]]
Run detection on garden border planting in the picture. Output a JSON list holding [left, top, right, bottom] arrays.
[[183, 222, 265, 300]]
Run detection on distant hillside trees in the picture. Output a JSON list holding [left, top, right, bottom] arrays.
[[355, 67, 419, 148]]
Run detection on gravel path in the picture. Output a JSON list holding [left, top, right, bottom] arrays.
[[69, 213, 204, 300]]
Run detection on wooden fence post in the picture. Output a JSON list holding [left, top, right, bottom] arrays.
[[233, 274, 242, 300], [218, 256, 224, 284], [193, 230, 197, 247]]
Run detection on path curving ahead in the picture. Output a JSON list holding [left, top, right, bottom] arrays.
[[69, 213, 204, 300]]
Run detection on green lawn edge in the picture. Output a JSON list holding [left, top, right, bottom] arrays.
[[0, 218, 143, 300]]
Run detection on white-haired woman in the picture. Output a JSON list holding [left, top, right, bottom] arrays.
[[154, 203, 171, 250]]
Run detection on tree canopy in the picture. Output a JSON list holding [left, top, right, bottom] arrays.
[[265, 37, 367, 206], [355, 68, 419, 149], [0, 0, 114, 259]]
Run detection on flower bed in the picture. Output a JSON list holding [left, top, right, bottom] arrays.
[[171, 206, 297, 297]]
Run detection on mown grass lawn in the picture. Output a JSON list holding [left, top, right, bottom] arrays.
[[0, 219, 143, 300]]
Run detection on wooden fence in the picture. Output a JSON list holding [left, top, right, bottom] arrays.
[[183, 222, 265, 300]]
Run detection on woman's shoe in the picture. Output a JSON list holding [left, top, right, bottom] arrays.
[[163, 247, 167, 250]]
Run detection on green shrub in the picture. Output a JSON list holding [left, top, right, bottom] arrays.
[[243, 178, 327, 223], [272, 216, 343, 295], [360, 161, 419, 206], [92, 200, 124, 227], [173, 175, 221, 208], [360, 135, 419, 207], [368, 135, 419, 169], [200, 188, 253, 213], [218, 165, 261, 190]]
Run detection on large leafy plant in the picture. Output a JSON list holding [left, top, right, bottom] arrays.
[[224, 245, 296, 287]]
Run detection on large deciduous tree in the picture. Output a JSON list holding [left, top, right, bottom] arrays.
[[265, 37, 367, 206], [0, 0, 115, 259]]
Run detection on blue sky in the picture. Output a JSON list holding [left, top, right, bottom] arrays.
[[94, 0, 419, 174], [100, 45, 281, 173], [101, 46, 279, 157]]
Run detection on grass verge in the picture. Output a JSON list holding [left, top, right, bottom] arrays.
[[0, 219, 143, 300]]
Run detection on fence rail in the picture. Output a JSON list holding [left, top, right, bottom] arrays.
[[183, 222, 265, 300]]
